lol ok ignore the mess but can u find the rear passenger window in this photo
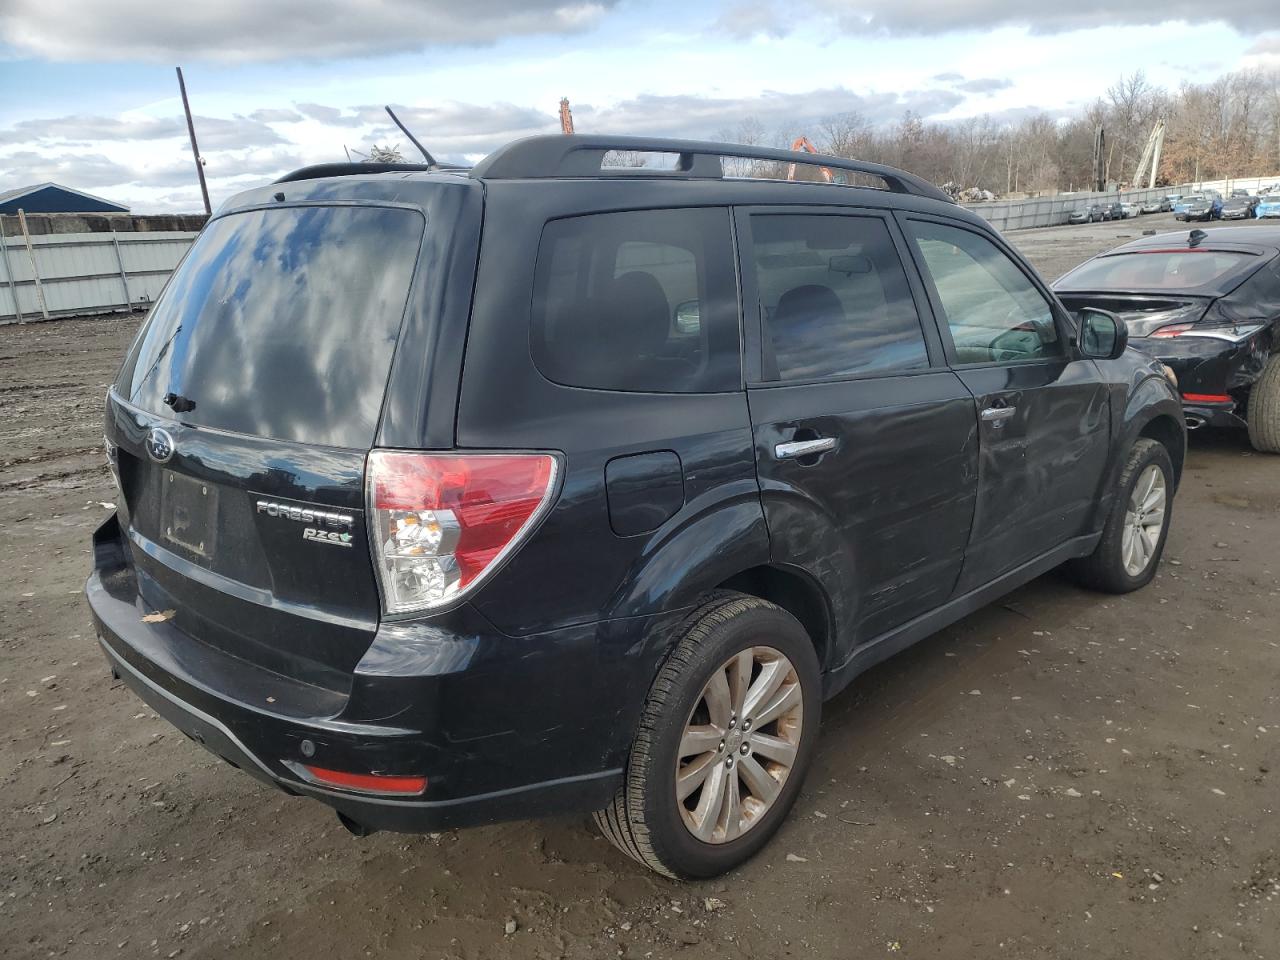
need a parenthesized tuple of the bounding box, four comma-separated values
(749, 214, 929, 381)
(531, 209, 740, 393)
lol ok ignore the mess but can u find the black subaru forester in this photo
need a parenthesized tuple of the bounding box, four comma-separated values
(89, 135, 1184, 878)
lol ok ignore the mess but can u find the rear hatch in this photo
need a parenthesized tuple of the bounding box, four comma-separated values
(1054, 246, 1270, 339)
(107, 203, 427, 689)
(1054, 293, 1210, 339)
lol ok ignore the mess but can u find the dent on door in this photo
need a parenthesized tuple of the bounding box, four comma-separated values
(958, 360, 1110, 587)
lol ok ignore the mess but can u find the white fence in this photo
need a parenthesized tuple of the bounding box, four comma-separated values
(3, 170, 1278, 324)
(0, 228, 197, 324)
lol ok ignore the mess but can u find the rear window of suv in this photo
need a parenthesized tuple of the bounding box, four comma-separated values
(116, 205, 424, 449)
(531, 208, 741, 393)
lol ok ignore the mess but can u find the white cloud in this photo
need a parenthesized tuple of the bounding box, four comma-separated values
(716, 0, 1278, 37)
(0, 0, 613, 63)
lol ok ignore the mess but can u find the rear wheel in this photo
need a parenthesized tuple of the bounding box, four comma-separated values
(1247, 355, 1280, 453)
(1068, 439, 1173, 593)
(594, 592, 821, 878)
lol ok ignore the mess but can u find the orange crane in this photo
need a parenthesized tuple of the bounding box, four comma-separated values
(786, 136, 834, 183)
(559, 98, 575, 135)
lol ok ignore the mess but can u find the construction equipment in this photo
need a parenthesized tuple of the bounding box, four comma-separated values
(786, 136, 835, 183)
(559, 98, 575, 135)
(1132, 117, 1166, 189)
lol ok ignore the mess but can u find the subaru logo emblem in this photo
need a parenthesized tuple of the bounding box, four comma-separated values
(145, 427, 175, 464)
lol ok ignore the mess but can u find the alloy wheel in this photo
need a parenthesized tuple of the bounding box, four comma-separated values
(1121, 464, 1166, 576)
(675, 646, 804, 844)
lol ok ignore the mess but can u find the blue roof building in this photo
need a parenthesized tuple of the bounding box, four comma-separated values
(0, 183, 130, 215)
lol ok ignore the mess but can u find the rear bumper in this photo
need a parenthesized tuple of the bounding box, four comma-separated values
(86, 515, 675, 833)
(1181, 399, 1247, 430)
(1131, 335, 1267, 430)
(95, 630, 618, 831)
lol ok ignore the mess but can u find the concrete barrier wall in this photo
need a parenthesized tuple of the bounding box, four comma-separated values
(965, 174, 1280, 231)
(0, 229, 197, 324)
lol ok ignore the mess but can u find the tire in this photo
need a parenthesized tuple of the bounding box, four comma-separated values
(1247, 355, 1280, 453)
(594, 591, 821, 878)
(1068, 438, 1174, 593)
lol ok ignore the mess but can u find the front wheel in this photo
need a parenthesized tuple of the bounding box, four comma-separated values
(1068, 438, 1174, 593)
(594, 592, 821, 878)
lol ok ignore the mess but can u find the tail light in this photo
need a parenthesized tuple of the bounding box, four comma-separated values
(1149, 322, 1195, 338)
(366, 451, 559, 615)
(1149, 307, 1264, 342)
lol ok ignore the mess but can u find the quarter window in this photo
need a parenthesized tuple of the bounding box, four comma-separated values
(531, 209, 740, 393)
(749, 214, 929, 381)
(906, 220, 1063, 364)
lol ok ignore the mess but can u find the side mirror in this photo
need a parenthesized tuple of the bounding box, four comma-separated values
(1077, 307, 1128, 360)
(673, 299, 701, 334)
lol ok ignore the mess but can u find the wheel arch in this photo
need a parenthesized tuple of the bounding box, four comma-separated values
(1137, 412, 1186, 488)
(714, 564, 835, 673)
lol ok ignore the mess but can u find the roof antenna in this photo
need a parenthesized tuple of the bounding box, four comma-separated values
(384, 106, 436, 166)
(1188, 228, 1208, 248)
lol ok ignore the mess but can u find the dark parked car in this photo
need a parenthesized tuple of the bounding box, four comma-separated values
(1069, 202, 1106, 223)
(1101, 200, 1125, 221)
(1221, 196, 1258, 220)
(1056, 226, 1280, 451)
(88, 135, 1186, 879)
(1175, 193, 1222, 221)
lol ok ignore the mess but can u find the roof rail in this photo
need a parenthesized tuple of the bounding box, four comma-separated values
(470, 135, 953, 203)
(274, 161, 466, 184)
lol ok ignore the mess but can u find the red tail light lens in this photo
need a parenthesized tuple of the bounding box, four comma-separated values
(366, 451, 559, 614)
(1182, 393, 1233, 404)
(296, 763, 427, 796)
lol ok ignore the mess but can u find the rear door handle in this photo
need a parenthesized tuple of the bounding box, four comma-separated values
(980, 406, 1017, 423)
(774, 437, 837, 460)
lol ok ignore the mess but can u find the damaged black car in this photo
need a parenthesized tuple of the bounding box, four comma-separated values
(1055, 227, 1280, 452)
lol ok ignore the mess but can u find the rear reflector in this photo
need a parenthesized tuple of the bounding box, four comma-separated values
(366, 451, 559, 614)
(1182, 393, 1233, 404)
(299, 764, 427, 796)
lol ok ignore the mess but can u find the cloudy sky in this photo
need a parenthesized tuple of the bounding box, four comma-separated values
(1, 0, 1278, 212)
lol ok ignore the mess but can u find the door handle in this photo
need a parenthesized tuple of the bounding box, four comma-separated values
(980, 406, 1017, 423)
(774, 437, 837, 460)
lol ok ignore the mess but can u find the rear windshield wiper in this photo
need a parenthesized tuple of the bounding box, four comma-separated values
(163, 392, 197, 413)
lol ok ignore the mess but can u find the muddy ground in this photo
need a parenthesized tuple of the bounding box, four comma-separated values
(3, 213, 1278, 959)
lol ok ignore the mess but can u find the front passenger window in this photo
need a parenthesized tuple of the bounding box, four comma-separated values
(906, 220, 1063, 364)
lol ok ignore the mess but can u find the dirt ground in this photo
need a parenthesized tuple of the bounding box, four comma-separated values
(3, 213, 1278, 960)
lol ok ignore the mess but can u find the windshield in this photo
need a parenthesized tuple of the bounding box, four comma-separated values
(1061, 250, 1257, 292)
(116, 205, 425, 449)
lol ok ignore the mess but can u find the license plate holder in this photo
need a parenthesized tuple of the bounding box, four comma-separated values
(160, 471, 217, 557)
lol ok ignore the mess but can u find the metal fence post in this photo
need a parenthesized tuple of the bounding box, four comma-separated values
(0, 216, 24, 323)
(109, 230, 132, 309)
(17, 209, 50, 321)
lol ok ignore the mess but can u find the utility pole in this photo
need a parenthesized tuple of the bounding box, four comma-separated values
(1092, 126, 1106, 193)
(176, 67, 211, 216)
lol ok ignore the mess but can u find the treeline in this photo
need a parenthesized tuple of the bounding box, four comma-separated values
(718, 69, 1280, 197)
